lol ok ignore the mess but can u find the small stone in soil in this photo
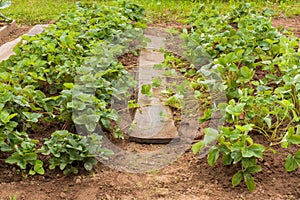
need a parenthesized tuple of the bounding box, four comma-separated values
(75, 178, 82, 184)
(60, 192, 67, 199)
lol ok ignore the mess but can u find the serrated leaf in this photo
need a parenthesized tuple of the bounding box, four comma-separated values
(84, 158, 97, 171)
(294, 74, 300, 83)
(34, 160, 44, 175)
(67, 100, 86, 111)
(63, 83, 74, 89)
(152, 77, 162, 87)
(203, 128, 219, 145)
(242, 157, 256, 168)
(1, 143, 12, 152)
(288, 135, 300, 145)
(244, 173, 256, 192)
(6, 153, 26, 169)
(235, 124, 254, 133)
(285, 154, 298, 172)
(207, 147, 219, 166)
(141, 84, 152, 97)
(60, 162, 67, 170)
(232, 151, 242, 164)
(222, 153, 233, 165)
(192, 141, 204, 154)
(63, 166, 78, 175)
(242, 144, 265, 158)
(263, 117, 272, 129)
(74, 114, 100, 132)
(5, 153, 20, 165)
(245, 165, 262, 174)
(232, 170, 243, 187)
(22, 112, 43, 123)
(240, 66, 254, 79)
(0, 110, 17, 124)
(23, 153, 37, 161)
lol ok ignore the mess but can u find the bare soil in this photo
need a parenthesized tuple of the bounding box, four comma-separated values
(0, 22, 31, 46)
(272, 16, 300, 37)
(0, 17, 300, 200)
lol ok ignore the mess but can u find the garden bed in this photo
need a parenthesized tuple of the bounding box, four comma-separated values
(0, 2, 300, 200)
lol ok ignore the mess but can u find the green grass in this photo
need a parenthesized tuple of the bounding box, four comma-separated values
(2, 0, 78, 25)
(135, 0, 300, 23)
(132, 0, 196, 23)
(1, 0, 300, 25)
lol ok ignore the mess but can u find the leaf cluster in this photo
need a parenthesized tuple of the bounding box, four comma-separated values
(188, 3, 300, 191)
(0, 1, 147, 174)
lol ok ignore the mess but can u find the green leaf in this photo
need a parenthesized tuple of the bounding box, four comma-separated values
(23, 153, 37, 161)
(198, 109, 212, 123)
(294, 150, 300, 165)
(240, 66, 254, 79)
(5, 153, 21, 165)
(225, 103, 245, 116)
(222, 153, 233, 165)
(207, 147, 219, 166)
(14, 96, 29, 107)
(74, 114, 100, 132)
(288, 135, 300, 145)
(60, 162, 67, 170)
(100, 117, 111, 129)
(63, 83, 74, 89)
(84, 158, 97, 171)
(128, 100, 139, 109)
(242, 144, 265, 158)
(22, 112, 43, 123)
(285, 154, 298, 172)
(235, 124, 254, 133)
(0, 110, 17, 124)
(203, 128, 219, 145)
(34, 160, 44, 175)
(245, 165, 262, 174)
(294, 74, 300, 83)
(242, 157, 256, 168)
(192, 141, 204, 154)
(141, 84, 152, 97)
(232, 151, 242, 164)
(165, 94, 183, 109)
(244, 173, 256, 192)
(152, 78, 162, 87)
(6, 153, 26, 169)
(63, 166, 78, 175)
(281, 127, 295, 148)
(1, 143, 12, 152)
(263, 117, 272, 129)
(232, 170, 243, 187)
(67, 101, 86, 111)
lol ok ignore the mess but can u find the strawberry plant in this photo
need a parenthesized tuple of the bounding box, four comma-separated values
(40, 130, 112, 175)
(180, 2, 300, 191)
(0, 1, 147, 174)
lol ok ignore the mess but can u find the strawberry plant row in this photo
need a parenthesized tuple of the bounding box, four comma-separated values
(0, 1, 147, 175)
(186, 3, 300, 191)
